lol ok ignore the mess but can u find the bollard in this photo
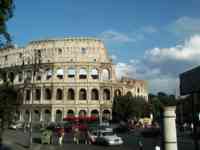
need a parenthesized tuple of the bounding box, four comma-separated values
(163, 106, 178, 150)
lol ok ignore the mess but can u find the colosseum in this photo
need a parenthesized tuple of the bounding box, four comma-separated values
(0, 37, 148, 123)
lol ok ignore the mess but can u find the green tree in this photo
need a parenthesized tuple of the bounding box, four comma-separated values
(0, 0, 14, 47)
(0, 69, 18, 138)
(112, 94, 150, 122)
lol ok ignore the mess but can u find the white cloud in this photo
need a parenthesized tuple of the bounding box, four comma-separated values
(115, 35, 200, 94)
(168, 16, 200, 36)
(99, 30, 135, 43)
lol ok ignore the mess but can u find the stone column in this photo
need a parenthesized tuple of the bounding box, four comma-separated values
(51, 109, 55, 122)
(163, 106, 178, 150)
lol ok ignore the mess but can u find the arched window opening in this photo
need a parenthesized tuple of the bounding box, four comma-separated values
(9, 72, 15, 82)
(33, 110, 40, 122)
(35, 88, 41, 101)
(56, 110, 62, 122)
(79, 89, 87, 100)
(18, 72, 23, 82)
(56, 88, 63, 100)
(102, 110, 111, 121)
(102, 69, 110, 80)
(44, 110, 51, 122)
(46, 69, 52, 80)
(36, 72, 42, 81)
(103, 89, 110, 100)
(114, 89, 122, 97)
(25, 89, 31, 101)
(68, 68, 76, 78)
(137, 88, 140, 93)
(91, 89, 99, 100)
(79, 110, 87, 117)
(45, 88, 52, 100)
(91, 110, 99, 118)
(91, 69, 99, 79)
(68, 88, 75, 100)
(126, 91, 132, 97)
(26, 70, 32, 81)
(24, 110, 30, 122)
(58, 48, 62, 55)
(67, 110, 74, 116)
(56, 68, 64, 79)
(79, 68, 87, 79)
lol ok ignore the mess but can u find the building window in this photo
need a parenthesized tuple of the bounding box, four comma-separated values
(137, 88, 140, 93)
(68, 88, 75, 100)
(58, 48, 62, 55)
(5, 55, 8, 61)
(26, 89, 31, 101)
(45, 88, 52, 100)
(46, 69, 52, 80)
(103, 89, 110, 100)
(56, 110, 62, 122)
(91, 89, 99, 100)
(35, 88, 41, 101)
(56, 88, 63, 100)
(19, 53, 22, 58)
(79, 89, 87, 100)
(33, 110, 40, 122)
(56, 68, 64, 79)
(67, 110, 74, 116)
(79, 110, 87, 117)
(36, 72, 42, 81)
(79, 68, 87, 79)
(81, 47, 86, 54)
(114, 89, 122, 97)
(91, 69, 98, 79)
(68, 68, 76, 78)
(26, 70, 32, 81)
(9, 72, 15, 83)
(18, 72, 23, 82)
(102, 69, 110, 80)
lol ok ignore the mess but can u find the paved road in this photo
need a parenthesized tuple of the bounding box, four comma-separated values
(1, 129, 197, 150)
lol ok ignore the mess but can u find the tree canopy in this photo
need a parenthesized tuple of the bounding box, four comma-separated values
(0, 0, 14, 47)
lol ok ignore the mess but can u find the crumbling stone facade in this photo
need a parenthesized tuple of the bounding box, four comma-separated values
(0, 37, 148, 123)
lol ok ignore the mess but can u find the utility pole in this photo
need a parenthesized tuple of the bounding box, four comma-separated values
(28, 49, 41, 148)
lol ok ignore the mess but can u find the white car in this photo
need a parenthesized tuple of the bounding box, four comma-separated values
(9, 122, 23, 130)
(95, 130, 123, 146)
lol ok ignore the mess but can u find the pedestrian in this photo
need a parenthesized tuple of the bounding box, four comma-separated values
(58, 128, 64, 145)
(137, 139, 143, 150)
(155, 144, 160, 150)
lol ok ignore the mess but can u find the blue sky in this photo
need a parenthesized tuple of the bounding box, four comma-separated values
(7, 0, 200, 94)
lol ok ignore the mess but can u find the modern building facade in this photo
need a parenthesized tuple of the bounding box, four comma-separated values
(0, 37, 148, 123)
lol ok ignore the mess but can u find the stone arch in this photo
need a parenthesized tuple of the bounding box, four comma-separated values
(103, 89, 110, 100)
(24, 110, 30, 122)
(68, 68, 76, 78)
(35, 88, 41, 100)
(55, 110, 63, 122)
(126, 91, 132, 96)
(91, 89, 99, 100)
(114, 89, 122, 97)
(91, 109, 99, 117)
(102, 110, 111, 121)
(67, 88, 75, 100)
(79, 68, 87, 79)
(91, 68, 99, 79)
(79, 88, 87, 100)
(45, 88, 52, 100)
(56, 68, 64, 79)
(79, 110, 87, 117)
(102, 68, 110, 80)
(67, 110, 74, 116)
(56, 88, 63, 100)
(8, 72, 15, 82)
(33, 110, 40, 122)
(44, 109, 51, 122)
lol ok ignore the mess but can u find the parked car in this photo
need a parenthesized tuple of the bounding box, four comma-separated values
(9, 122, 23, 130)
(95, 130, 123, 146)
(87, 130, 98, 144)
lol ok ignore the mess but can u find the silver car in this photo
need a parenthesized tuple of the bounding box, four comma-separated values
(96, 130, 123, 146)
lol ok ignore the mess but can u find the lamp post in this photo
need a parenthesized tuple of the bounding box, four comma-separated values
(28, 49, 41, 148)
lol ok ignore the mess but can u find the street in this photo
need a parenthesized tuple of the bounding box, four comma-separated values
(1, 128, 197, 150)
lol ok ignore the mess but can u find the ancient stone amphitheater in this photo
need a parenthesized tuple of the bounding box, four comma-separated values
(0, 37, 148, 123)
